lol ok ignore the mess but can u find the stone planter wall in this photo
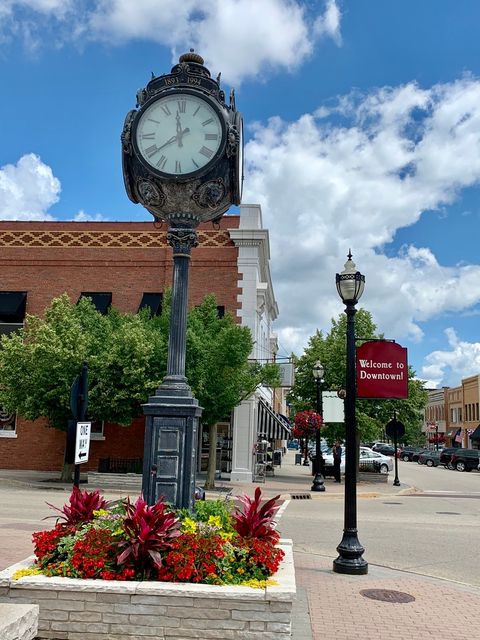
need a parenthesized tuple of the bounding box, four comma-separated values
(0, 541, 295, 640)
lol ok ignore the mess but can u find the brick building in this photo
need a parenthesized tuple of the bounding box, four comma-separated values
(0, 204, 289, 480)
(424, 376, 480, 449)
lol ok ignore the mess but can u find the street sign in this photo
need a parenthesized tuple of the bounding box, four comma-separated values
(385, 418, 405, 439)
(74, 422, 91, 465)
(356, 341, 408, 399)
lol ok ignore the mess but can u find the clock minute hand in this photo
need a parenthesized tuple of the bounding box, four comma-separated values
(157, 135, 178, 151)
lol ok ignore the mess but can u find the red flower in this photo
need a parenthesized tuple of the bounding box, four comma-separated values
(293, 410, 322, 439)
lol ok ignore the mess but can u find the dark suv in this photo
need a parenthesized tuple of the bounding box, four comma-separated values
(439, 447, 460, 469)
(450, 449, 480, 472)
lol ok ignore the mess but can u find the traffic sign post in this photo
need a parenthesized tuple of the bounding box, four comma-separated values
(68, 362, 89, 488)
(385, 415, 405, 487)
(74, 422, 91, 465)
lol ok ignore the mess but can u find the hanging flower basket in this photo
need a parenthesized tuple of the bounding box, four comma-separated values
(292, 409, 323, 439)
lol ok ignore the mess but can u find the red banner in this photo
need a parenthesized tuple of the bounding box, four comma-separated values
(356, 341, 408, 399)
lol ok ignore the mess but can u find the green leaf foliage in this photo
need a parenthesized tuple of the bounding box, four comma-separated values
(287, 309, 428, 445)
(0, 293, 166, 430)
(186, 294, 280, 427)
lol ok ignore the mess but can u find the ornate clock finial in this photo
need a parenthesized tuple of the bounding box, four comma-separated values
(179, 49, 204, 65)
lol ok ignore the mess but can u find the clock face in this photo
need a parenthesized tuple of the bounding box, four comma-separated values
(134, 92, 225, 177)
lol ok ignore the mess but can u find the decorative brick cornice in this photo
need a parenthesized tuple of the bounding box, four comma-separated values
(0, 230, 233, 249)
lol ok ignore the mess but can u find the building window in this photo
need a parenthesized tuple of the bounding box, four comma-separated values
(90, 420, 105, 440)
(217, 305, 225, 318)
(138, 293, 163, 317)
(79, 293, 112, 315)
(0, 291, 27, 336)
(0, 410, 16, 437)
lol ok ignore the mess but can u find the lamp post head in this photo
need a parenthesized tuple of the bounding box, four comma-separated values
(313, 360, 325, 381)
(336, 250, 365, 305)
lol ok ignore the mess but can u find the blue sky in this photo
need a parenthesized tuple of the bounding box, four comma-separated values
(1, 0, 480, 389)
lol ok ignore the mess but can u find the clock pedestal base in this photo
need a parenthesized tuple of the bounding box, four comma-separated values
(142, 381, 201, 510)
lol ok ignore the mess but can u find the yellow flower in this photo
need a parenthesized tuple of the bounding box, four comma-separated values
(207, 515, 222, 528)
(220, 532, 234, 541)
(93, 509, 109, 517)
(240, 578, 279, 589)
(182, 517, 197, 533)
(12, 567, 41, 580)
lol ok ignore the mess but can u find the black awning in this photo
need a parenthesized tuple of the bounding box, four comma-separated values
(138, 292, 163, 316)
(470, 426, 480, 441)
(257, 398, 291, 441)
(0, 291, 27, 323)
(79, 292, 112, 315)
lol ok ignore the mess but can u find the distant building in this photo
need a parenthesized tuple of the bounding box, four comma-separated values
(424, 376, 480, 449)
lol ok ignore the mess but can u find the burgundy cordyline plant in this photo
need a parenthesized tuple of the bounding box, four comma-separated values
(232, 487, 280, 543)
(117, 495, 181, 578)
(46, 486, 110, 526)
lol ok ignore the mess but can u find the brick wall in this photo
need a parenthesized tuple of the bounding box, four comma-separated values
(0, 218, 241, 472)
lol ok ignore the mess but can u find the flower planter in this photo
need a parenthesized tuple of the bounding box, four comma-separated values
(0, 540, 295, 640)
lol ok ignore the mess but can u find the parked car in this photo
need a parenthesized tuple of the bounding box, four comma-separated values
(321, 446, 346, 474)
(359, 447, 393, 473)
(417, 450, 441, 467)
(439, 447, 461, 469)
(372, 443, 396, 456)
(450, 449, 480, 472)
(399, 446, 423, 462)
(411, 449, 430, 463)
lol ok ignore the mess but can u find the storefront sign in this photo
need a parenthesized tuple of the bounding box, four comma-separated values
(356, 341, 408, 399)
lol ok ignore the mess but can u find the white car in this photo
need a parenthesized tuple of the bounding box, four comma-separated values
(322, 447, 346, 473)
(359, 447, 393, 473)
(322, 446, 392, 474)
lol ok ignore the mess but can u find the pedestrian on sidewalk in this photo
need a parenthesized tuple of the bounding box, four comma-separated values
(333, 440, 342, 483)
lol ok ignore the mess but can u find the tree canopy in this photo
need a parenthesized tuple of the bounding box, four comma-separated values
(0, 294, 166, 430)
(287, 309, 428, 445)
(0, 292, 280, 485)
(185, 294, 280, 488)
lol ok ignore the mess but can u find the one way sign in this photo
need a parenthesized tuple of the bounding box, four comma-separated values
(74, 422, 91, 465)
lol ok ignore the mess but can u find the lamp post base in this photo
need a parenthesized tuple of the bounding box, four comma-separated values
(311, 472, 326, 492)
(333, 529, 368, 575)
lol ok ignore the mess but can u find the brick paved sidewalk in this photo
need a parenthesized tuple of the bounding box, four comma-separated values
(294, 551, 480, 640)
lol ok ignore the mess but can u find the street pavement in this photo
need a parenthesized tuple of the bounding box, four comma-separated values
(1, 455, 479, 639)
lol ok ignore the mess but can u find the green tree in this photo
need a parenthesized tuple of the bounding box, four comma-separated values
(0, 292, 279, 488)
(0, 294, 167, 479)
(287, 309, 427, 445)
(185, 294, 280, 490)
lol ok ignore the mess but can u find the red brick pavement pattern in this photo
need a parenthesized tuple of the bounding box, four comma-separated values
(295, 552, 480, 640)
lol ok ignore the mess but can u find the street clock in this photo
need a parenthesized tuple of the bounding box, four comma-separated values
(122, 51, 243, 224)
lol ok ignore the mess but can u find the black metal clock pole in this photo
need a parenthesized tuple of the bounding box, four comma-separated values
(122, 51, 243, 510)
(142, 218, 201, 510)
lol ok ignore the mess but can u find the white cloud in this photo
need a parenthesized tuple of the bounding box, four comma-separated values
(314, 0, 342, 45)
(2, 1, 342, 83)
(243, 77, 480, 367)
(73, 210, 109, 221)
(421, 329, 480, 388)
(0, 154, 60, 220)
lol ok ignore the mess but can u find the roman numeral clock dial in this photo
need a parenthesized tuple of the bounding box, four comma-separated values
(134, 93, 224, 177)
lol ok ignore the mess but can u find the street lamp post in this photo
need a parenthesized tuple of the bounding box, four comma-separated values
(333, 251, 368, 575)
(311, 361, 326, 492)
